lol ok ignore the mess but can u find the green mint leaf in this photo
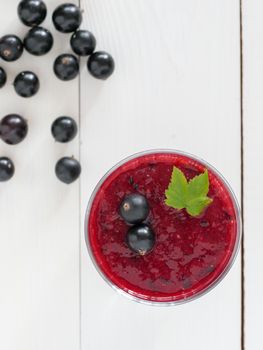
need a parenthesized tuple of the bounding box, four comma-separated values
(165, 166, 188, 209)
(165, 167, 213, 217)
(187, 170, 209, 201)
(186, 197, 213, 217)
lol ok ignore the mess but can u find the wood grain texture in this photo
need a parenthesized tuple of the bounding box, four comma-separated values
(0, 1, 80, 349)
(80, 1, 241, 350)
(243, 1, 263, 349)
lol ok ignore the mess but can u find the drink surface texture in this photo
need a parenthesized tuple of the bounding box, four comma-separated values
(87, 152, 238, 303)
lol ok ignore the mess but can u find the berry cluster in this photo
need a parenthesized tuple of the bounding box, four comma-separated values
(119, 194, 156, 256)
(0, 0, 115, 183)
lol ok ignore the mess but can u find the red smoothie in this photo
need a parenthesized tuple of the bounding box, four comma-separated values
(86, 151, 240, 304)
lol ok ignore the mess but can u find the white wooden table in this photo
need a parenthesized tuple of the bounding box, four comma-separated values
(0, 0, 259, 349)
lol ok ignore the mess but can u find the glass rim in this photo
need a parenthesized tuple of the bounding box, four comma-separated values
(84, 149, 242, 306)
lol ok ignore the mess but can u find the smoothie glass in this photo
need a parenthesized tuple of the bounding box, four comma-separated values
(85, 150, 241, 306)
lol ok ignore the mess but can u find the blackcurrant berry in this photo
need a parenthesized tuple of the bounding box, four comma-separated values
(120, 194, 150, 224)
(18, 0, 47, 27)
(0, 114, 28, 145)
(52, 3, 82, 33)
(51, 116, 77, 143)
(87, 51, 115, 80)
(0, 157, 15, 182)
(0, 67, 7, 88)
(70, 30, 96, 56)
(0, 35, 23, 62)
(126, 224, 155, 256)
(53, 54, 79, 81)
(14, 71, 40, 98)
(55, 157, 81, 184)
(24, 26, 53, 55)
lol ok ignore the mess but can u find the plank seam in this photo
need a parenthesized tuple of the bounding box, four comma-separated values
(78, 2, 82, 350)
(239, 0, 245, 349)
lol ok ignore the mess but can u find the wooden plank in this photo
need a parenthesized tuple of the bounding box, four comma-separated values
(0, 1, 80, 349)
(242, 1, 263, 349)
(80, 1, 241, 349)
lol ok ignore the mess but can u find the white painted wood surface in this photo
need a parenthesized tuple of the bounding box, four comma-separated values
(80, 1, 241, 350)
(0, 1, 243, 350)
(243, 1, 263, 349)
(0, 1, 80, 349)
